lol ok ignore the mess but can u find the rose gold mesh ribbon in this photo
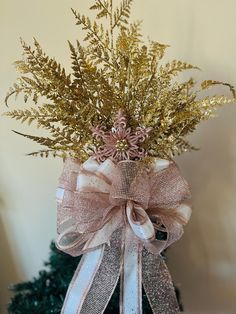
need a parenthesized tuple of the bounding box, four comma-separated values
(56, 157, 191, 314)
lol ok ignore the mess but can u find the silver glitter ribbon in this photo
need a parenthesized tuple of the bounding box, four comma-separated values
(56, 157, 191, 314)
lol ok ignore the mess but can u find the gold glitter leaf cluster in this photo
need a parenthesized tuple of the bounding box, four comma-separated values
(4, 0, 235, 161)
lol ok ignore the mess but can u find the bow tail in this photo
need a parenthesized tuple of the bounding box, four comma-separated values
(61, 228, 123, 314)
(142, 249, 180, 314)
(120, 226, 142, 314)
(61, 246, 105, 314)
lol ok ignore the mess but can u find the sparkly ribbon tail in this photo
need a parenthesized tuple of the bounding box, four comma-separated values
(120, 226, 142, 314)
(61, 229, 122, 314)
(142, 249, 180, 314)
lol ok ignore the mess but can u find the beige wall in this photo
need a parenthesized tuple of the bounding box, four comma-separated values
(1, 0, 236, 313)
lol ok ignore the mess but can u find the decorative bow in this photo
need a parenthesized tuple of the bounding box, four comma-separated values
(56, 157, 191, 314)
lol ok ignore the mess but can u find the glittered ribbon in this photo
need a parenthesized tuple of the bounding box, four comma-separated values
(56, 157, 191, 314)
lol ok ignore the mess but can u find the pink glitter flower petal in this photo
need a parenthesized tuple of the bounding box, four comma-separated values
(91, 109, 151, 162)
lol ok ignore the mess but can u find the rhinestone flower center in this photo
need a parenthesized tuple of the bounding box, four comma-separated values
(115, 139, 129, 152)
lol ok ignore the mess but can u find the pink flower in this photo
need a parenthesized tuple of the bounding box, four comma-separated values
(91, 110, 152, 162)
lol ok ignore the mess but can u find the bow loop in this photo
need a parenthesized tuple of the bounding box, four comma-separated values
(149, 161, 191, 209)
(126, 200, 155, 242)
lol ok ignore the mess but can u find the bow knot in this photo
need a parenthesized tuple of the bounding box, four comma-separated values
(110, 160, 150, 209)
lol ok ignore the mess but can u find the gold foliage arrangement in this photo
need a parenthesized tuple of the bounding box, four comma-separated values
(5, 0, 235, 161)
